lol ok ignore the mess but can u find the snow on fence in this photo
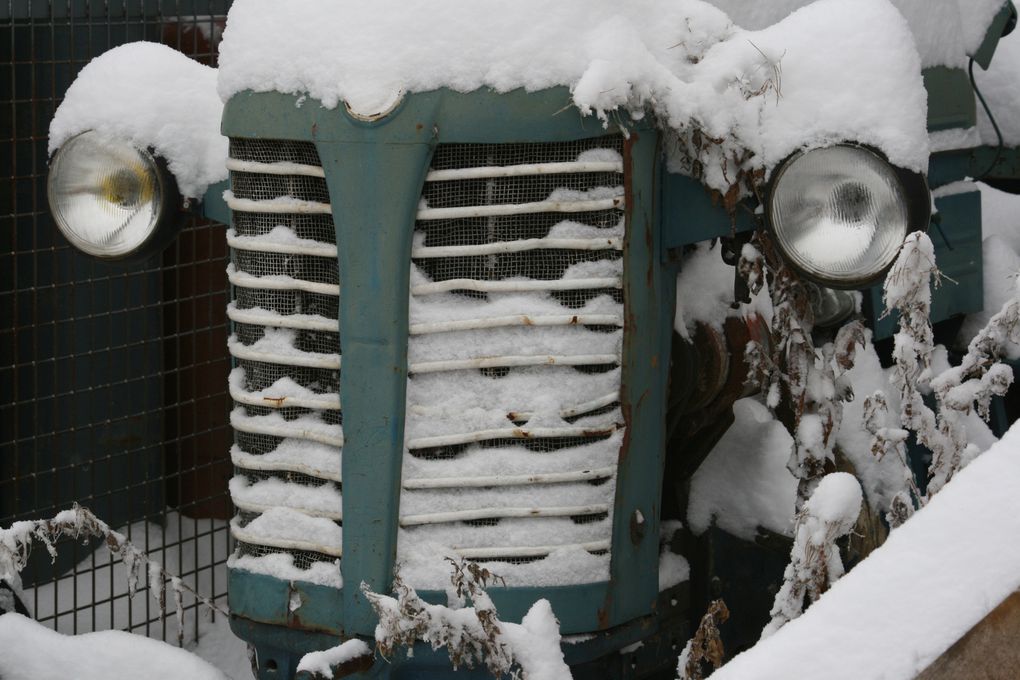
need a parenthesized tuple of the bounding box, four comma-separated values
(2, 0, 234, 645)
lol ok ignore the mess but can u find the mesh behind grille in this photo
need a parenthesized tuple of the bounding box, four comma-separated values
(230, 139, 322, 166)
(401, 136, 627, 583)
(227, 138, 343, 580)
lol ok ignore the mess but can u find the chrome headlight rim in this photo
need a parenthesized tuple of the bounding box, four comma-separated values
(765, 143, 931, 291)
(47, 131, 182, 262)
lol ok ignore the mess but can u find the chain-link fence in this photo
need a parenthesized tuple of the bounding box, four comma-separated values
(2, 0, 233, 644)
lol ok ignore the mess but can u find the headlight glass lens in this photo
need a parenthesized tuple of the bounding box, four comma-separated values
(768, 145, 910, 288)
(48, 132, 164, 258)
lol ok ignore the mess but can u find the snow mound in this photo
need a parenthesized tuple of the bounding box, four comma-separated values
(976, 31, 1020, 147)
(711, 420, 1020, 680)
(0, 612, 227, 680)
(217, 0, 929, 190)
(687, 398, 798, 540)
(48, 42, 227, 199)
(707, 0, 1006, 69)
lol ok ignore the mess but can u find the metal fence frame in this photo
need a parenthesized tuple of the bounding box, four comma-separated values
(2, 0, 234, 644)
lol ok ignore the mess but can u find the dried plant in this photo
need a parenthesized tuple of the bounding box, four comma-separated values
(0, 504, 227, 646)
(677, 599, 730, 680)
(762, 473, 862, 638)
(872, 232, 1020, 523)
(742, 234, 866, 508)
(364, 559, 569, 680)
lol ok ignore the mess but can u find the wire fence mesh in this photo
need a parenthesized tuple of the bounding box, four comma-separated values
(2, 0, 234, 644)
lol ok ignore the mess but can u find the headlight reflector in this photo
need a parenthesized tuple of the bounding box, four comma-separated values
(48, 132, 170, 259)
(767, 145, 916, 289)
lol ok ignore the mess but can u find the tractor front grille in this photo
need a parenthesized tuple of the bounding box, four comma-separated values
(225, 139, 343, 587)
(400, 136, 627, 588)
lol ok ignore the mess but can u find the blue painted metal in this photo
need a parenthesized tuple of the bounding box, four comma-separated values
(315, 137, 433, 637)
(223, 87, 685, 669)
(235, 582, 690, 680)
(201, 178, 231, 225)
(923, 67, 976, 132)
(971, 1, 1016, 69)
(606, 129, 671, 627)
(661, 173, 756, 253)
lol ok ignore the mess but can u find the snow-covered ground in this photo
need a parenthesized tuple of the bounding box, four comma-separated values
(3, 513, 253, 680)
(710, 419, 1020, 680)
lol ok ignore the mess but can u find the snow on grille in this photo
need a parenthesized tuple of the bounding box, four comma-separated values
(226, 138, 344, 585)
(400, 136, 626, 588)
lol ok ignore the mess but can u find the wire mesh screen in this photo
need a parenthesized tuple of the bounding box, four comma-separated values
(1, 1, 234, 643)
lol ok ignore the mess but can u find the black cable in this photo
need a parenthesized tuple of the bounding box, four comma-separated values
(970, 56, 1005, 179)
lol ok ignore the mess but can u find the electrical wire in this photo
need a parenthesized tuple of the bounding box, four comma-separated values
(970, 56, 1005, 179)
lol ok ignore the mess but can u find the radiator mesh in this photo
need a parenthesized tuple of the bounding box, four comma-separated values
(401, 136, 627, 583)
(227, 138, 343, 581)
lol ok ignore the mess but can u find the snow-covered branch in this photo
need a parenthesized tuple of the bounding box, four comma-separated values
(363, 559, 570, 680)
(876, 232, 1018, 519)
(762, 473, 862, 639)
(742, 235, 866, 508)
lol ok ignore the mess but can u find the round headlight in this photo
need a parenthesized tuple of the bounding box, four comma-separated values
(767, 145, 929, 289)
(48, 131, 177, 259)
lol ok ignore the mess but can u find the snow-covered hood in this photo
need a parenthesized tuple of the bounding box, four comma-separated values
(707, 0, 1009, 69)
(51, 0, 931, 199)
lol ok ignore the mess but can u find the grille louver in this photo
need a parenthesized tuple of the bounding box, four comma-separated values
(400, 137, 627, 586)
(226, 139, 344, 585)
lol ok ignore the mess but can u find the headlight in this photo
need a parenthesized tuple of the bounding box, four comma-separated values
(766, 145, 930, 289)
(48, 131, 179, 259)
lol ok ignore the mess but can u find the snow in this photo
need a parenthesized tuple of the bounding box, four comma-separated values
(296, 639, 371, 676)
(707, 0, 1005, 68)
(960, 185, 1020, 357)
(711, 420, 1020, 680)
(397, 542, 610, 590)
(674, 241, 772, 339)
(500, 599, 572, 680)
(976, 31, 1020, 146)
(10, 512, 253, 679)
(48, 42, 226, 199)
(800, 472, 862, 528)
(835, 336, 912, 511)
(217, 0, 929, 191)
(0, 613, 227, 680)
(687, 398, 798, 540)
(658, 551, 691, 591)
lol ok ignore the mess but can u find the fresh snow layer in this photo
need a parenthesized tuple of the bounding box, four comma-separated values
(297, 639, 371, 676)
(711, 421, 1020, 680)
(975, 31, 1020, 146)
(687, 398, 797, 539)
(217, 0, 929, 185)
(960, 185, 1020, 357)
(49, 42, 226, 199)
(0, 613, 227, 680)
(707, 0, 1005, 68)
